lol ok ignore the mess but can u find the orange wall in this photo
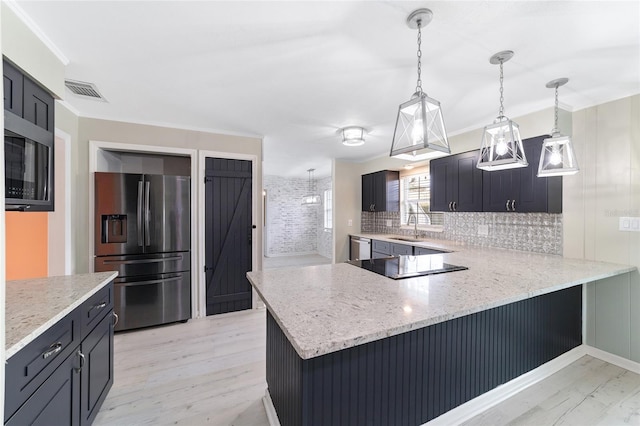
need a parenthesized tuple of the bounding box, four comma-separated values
(6, 212, 48, 280)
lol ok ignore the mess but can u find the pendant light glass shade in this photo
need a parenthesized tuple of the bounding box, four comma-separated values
(477, 50, 528, 171)
(538, 78, 579, 177)
(477, 117, 527, 171)
(390, 92, 450, 161)
(301, 168, 321, 206)
(390, 8, 451, 161)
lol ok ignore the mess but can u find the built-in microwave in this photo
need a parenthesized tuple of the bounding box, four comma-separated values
(4, 112, 54, 211)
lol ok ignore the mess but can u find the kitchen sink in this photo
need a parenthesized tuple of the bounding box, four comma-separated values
(390, 237, 427, 242)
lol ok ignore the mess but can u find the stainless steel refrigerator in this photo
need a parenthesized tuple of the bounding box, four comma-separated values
(94, 172, 191, 331)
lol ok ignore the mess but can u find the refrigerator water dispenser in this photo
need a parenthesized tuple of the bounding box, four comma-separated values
(102, 214, 127, 243)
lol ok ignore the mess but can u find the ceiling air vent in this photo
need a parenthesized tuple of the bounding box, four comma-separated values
(64, 79, 107, 101)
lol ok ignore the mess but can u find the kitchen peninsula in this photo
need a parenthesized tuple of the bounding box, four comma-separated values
(247, 240, 636, 426)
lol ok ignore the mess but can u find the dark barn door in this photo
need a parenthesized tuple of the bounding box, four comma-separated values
(205, 158, 253, 315)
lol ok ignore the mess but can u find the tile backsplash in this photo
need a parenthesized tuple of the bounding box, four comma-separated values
(361, 211, 562, 255)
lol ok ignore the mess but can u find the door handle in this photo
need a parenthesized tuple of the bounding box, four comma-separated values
(144, 181, 151, 246)
(511, 199, 516, 211)
(505, 200, 510, 211)
(137, 181, 144, 246)
(448, 202, 453, 211)
(75, 350, 85, 373)
(112, 312, 119, 327)
(452, 201, 457, 212)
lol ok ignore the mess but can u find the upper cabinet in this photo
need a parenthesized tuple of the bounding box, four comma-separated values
(430, 150, 483, 212)
(362, 170, 400, 212)
(3, 59, 55, 130)
(482, 136, 562, 213)
(3, 60, 24, 117)
(430, 136, 562, 214)
(3, 58, 56, 212)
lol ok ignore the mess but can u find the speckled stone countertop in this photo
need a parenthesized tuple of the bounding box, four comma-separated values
(248, 237, 636, 360)
(6, 272, 118, 359)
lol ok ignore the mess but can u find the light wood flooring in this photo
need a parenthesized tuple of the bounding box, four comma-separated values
(262, 254, 331, 269)
(95, 308, 640, 426)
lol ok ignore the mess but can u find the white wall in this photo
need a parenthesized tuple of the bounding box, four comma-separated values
(564, 95, 640, 362)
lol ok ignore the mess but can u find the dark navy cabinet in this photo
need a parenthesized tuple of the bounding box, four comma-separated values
(3, 60, 23, 117)
(5, 281, 114, 426)
(430, 150, 483, 212)
(3, 58, 54, 130)
(361, 170, 400, 212)
(482, 136, 562, 213)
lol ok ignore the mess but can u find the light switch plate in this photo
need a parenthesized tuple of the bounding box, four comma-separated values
(478, 224, 489, 236)
(619, 217, 640, 232)
(348, 219, 353, 227)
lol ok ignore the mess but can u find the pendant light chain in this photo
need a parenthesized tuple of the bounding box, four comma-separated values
(498, 60, 505, 119)
(553, 84, 559, 134)
(415, 21, 423, 95)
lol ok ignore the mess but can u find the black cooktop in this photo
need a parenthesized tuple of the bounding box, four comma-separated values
(347, 255, 468, 280)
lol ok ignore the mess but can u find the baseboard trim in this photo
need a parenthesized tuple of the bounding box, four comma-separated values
(584, 345, 640, 375)
(423, 345, 589, 425)
(263, 389, 281, 426)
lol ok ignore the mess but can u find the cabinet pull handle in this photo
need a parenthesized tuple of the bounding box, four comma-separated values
(75, 350, 85, 373)
(511, 199, 516, 211)
(42, 342, 62, 359)
(505, 200, 511, 211)
(113, 312, 119, 327)
(448, 202, 453, 211)
(453, 201, 457, 212)
(94, 301, 107, 310)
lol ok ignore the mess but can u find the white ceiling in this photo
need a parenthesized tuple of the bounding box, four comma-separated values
(11, 1, 640, 178)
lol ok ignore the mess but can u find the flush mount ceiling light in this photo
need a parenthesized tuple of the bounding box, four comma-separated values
(341, 126, 366, 146)
(477, 50, 528, 171)
(537, 78, 579, 177)
(390, 8, 451, 162)
(301, 168, 321, 206)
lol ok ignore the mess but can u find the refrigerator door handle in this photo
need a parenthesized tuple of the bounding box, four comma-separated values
(137, 181, 144, 246)
(144, 181, 151, 246)
(102, 255, 183, 265)
(144, 182, 151, 246)
(116, 275, 183, 287)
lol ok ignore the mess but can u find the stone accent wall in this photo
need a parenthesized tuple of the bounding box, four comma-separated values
(316, 176, 333, 259)
(362, 211, 562, 255)
(264, 175, 333, 259)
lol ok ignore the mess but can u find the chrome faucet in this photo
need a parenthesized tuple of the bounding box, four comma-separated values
(407, 213, 419, 239)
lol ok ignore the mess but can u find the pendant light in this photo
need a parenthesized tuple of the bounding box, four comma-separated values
(537, 78, 579, 177)
(301, 168, 321, 206)
(477, 50, 528, 171)
(390, 8, 450, 161)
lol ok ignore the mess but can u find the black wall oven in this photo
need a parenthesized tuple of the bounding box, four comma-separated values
(4, 112, 54, 211)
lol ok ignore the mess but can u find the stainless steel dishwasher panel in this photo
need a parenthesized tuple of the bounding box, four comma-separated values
(350, 236, 371, 261)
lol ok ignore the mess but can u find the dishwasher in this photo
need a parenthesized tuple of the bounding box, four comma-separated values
(350, 236, 371, 261)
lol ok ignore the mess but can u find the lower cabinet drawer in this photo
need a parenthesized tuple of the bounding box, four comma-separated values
(4, 309, 80, 422)
(80, 283, 113, 337)
(391, 243, 413, 256)
(372, 240, 391, 255)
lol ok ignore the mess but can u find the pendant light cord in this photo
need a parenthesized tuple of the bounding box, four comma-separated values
(415, 21, 423, 95)
(498, 60, 505, 119)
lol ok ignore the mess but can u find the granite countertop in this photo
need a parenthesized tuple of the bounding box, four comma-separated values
(6, 272, 118, 359)
(247, 239, 636, 360)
